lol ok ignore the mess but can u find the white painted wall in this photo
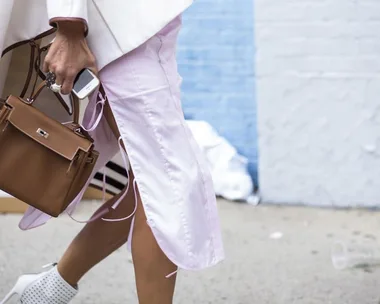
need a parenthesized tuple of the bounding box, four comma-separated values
(255, 0, 380, 207)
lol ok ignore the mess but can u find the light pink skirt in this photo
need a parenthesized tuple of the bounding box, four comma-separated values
(20, 16, 224, 271)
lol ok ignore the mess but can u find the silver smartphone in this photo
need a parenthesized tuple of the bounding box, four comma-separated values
(72, 69, 100, 100)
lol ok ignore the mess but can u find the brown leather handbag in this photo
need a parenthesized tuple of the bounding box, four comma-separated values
(0, 83, 99, 217)
(0, 31, 99, 217)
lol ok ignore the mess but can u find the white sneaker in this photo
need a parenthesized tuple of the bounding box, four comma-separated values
(0, 264, 78, 304)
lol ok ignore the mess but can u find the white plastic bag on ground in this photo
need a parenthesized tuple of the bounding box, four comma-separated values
(186, 120, 254, 201)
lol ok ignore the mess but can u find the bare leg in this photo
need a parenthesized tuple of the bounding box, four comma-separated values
(58, 102, 177, 303)
(132, 192, 177, 304)
(57, 186, 135, 286)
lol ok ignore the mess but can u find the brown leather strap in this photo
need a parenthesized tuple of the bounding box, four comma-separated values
(34, 44, 75, 116)
(2, 30, 74, 116)
(99, 84, 106, 100)
(72, 95, 80, 124)
(20, 42, 37, 98)
(30, 46, 42, 100)
(1, 28, 56, 58)
(2, 27, 106, 126)
(26, 81, 104, 126)
(27, 81, 46, 104)
(26, 81, 80, 125)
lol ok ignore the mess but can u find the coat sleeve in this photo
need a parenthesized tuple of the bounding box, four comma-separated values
(46, 0, 88, 35)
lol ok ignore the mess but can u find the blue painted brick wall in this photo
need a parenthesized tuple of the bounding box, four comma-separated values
(177, 0, 258, 183)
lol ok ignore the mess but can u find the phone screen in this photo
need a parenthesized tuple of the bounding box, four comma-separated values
(73, 69, 94, 92)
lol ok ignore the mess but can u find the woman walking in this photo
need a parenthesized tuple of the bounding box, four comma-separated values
(0, 1, 224, 303)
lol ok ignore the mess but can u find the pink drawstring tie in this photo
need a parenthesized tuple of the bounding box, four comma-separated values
(67, 91, 137, 223)
(101, 137, 137, 222)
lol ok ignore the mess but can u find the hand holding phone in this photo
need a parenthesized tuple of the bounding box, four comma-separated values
(72, 69, 100, 100)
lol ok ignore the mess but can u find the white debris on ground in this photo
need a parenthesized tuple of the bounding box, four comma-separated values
(186, 120, 254, 202)
(269, 231, 284, 240)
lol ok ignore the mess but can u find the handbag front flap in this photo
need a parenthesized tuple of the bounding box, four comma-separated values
(5, 95, 93, 161)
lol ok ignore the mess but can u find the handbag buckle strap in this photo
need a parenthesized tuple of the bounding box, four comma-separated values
(86, 156, 96, 164)
(0, 103, 12, 124)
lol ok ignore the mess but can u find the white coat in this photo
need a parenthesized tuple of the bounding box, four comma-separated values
(1, 0, 192, 69)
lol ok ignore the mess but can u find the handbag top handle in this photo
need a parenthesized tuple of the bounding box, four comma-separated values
(1, 29, 80, 124)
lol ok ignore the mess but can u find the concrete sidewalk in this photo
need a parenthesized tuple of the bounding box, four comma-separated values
(1, 200, 380, 303)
